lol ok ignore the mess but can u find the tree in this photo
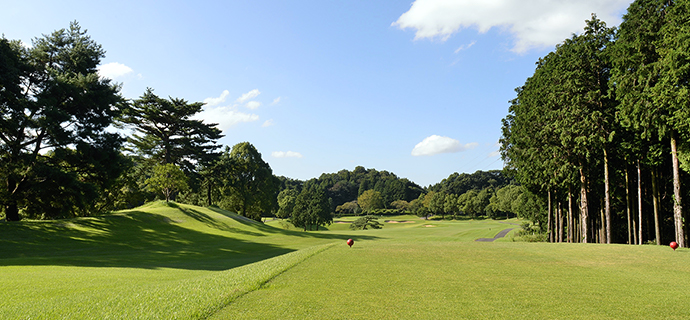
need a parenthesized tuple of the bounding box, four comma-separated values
(145, 164, 189, 202)
(390, 199, 411, 212)
(655, 0, 690, 247)
(335, 200, 360, 215)
(120, 88, 223, 172)
(0, 22, 125, 220)
(219, 142, 280, 221)
(291, 186, 332, 231)
(357, 189, 384, 213)
(277, 189, 299, 219)
(459, 190, 479, 217)
(611, 0, 681, 246)
(350, 215, 383, 230)
(428, 191, 446, 217)
(443, 193, 460, 218)
(490, 185, 522, 218)
(410, 197, 428, 218)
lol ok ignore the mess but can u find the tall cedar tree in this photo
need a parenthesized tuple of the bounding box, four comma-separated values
(656, 0, 690, 246)
(0, 22, 125, 220)
(611, 0, 682, 246)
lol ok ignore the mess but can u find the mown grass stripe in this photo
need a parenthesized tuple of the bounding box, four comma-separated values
(201, 242, 337, 319)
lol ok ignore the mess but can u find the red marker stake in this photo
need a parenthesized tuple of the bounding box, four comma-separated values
(347, 239, 354, 248)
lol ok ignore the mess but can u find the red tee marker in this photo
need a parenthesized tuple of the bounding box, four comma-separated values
(347, 239, 354, 248)
(670, 241, 679, 251)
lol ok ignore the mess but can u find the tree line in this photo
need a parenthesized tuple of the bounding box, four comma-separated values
(0, 22, 449, 227)
(275, 169, 526, 224)
(0, 22, 282, 222)
(500, 0, 690, 246)
(0, 21, 580, 234)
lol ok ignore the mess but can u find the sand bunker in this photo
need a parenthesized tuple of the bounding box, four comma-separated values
(384, 220, 415, 223)
(424, 225, 435, 227)
(334, 221, 351, 224)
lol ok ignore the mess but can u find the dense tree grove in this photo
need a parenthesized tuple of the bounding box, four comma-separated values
(501, 1, 690, 246)
(0, 22, 126, 220)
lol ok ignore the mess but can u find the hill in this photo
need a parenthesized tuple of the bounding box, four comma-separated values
(0, 201, 350, 319)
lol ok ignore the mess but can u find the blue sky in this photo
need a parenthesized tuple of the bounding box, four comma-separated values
(1, 0, 633, 187)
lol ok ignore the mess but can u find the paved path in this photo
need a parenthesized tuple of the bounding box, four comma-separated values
(475, 227, 515, 242)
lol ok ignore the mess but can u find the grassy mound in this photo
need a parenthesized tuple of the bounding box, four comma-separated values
(0, 201, 343, 319)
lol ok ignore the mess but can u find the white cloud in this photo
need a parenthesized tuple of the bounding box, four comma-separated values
(203, 90, 230, 107)
(236, 89, 261, 103)
(97, 62, 133, 79)
(488, 150, 500, 157)
(262, 119, 275, 127)
(194, 105, 259, 130)
(411, 135, 477, 156)
(272, 151, 303, 158)
(392, 0, 631, 53)
(454, 40, 476, 53)
(271, 97, 281, 105)
(245, 101, 262, 110)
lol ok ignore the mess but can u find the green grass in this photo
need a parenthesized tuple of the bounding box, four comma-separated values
(0, 201, 358, 319)
(3, 203, 688, 319)
(213, 237, 690, 320)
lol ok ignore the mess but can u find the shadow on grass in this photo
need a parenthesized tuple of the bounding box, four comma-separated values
(0, 205, 379, 271)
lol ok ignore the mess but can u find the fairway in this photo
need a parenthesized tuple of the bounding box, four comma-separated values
(2, 203, 690, 319)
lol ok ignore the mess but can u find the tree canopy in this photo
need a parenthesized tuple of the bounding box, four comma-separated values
(1, 22, 125, 220)
(120, 88, 223, 172)
(217, 142, 280, 221)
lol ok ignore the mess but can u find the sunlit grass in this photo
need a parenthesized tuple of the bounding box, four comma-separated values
(213, 238, 690, 319)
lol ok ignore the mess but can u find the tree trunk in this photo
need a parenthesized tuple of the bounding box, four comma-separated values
(671, 134, 686, 247)
(557, 201, 563, 242)
(651, 168, 661, 245)
(207, 183, 212, 207)
(604, 148, 611, 244)
(625, 167, 632, 245)
(568, 188, 573, 243)
(548, 188, 553, 243)
(632, 214, 638, 245)
(599, 200, 609, 243)
(580, 167, 589, 243)
(5, 178, 21, 221)
(637, 159, 643, 245)
(5, 201, 20, 222)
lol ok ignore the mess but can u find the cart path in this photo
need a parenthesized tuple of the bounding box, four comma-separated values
(475, 227, 515, 242)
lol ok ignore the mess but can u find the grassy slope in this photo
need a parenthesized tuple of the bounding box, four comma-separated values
(0, 201, 357, 319)
(215, 219, 690, 320)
